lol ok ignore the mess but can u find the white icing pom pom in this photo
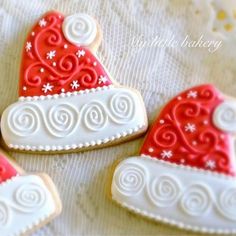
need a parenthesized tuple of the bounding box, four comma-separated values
(213, 100, 236, 132)
(62, 13, 97, 46)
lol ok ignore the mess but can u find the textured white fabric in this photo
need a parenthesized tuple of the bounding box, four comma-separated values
(0, 0, 234, 235)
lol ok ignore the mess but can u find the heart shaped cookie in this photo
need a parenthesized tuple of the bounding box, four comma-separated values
(1, 11, 147, 152)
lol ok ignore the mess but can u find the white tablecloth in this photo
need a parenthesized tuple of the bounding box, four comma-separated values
(0, 0, 235, 235)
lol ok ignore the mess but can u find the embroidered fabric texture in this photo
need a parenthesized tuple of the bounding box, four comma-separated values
(0, 0, 234, 235)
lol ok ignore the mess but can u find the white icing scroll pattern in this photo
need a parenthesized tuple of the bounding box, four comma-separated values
(0, 181, 47, 228)
(7, 92, 136, 137)
(109, 92, 135, 124)
(113, 162, 147, 196)
(62, 13, 97, 46)
(14, 182, 46, 212)
(0, 202, 10, 227)
(180, 184, 212, 216)
(217, 187, 236, 221)
(213, 101, 236, 132)
(48, 104, 79, 137)
(83, 102, 108, 131)
(148, 175, 182, 207)
(7, 104, 40, 137)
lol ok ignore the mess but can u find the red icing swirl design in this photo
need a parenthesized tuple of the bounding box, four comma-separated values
(19, 11, 112, 97)
(140, 84, 235, 176)
(0, 154, 18, 183)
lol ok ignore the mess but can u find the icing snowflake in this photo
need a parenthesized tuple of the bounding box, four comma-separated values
(76, 49, 85, 58)
(98, 76, 108, 84)
(42, 83, 53, 93)
(46, 50, 56, 60)
(184, 123, 196, 133)
(70, 80, 80, 90)
(205, 160, 216, 170)
(160, 150, 172, 159)
(25, 42, 32, 52)
(39, 18, 47, 27)
(187, 90, 198, 98)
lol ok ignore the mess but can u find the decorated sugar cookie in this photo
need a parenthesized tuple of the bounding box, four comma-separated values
(0, 149, 61, 236)
(111, 84, 236, 234)
(1, 11, 147, 152)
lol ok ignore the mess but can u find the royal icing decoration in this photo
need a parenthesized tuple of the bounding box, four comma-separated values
(111, 84, 236, 234)
(2, 87, 146, 151)
(0, 175, 56, 236)
(1, 11, 147, 152)
(112, 157, 236, 234)
(0, 152, 60, 235)
(0, 155, 17, 183)
(140, 84, 234, 176)
(19, 11, 111, 97)
(62, 13, 97, 46)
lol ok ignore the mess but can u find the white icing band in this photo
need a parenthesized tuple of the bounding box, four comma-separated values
(1, 87, 147, 151)
(112, 156, 236, 234)
(0, 175, 56, 235)
(62, 13, 97, 46)
(213, 100, 236, 132)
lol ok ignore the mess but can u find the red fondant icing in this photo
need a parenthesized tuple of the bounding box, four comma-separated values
(0, 154, 18, 183)
(140, 84, 235, 176)
(19, 11, 112, 97)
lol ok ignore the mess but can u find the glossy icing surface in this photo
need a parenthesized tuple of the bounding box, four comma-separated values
(20, 11, 112, 97)
(140, 84, 235, 176)
(2, 10, 148, 152)
(0, 154, 17, 183)
(0, 175, 56, 236)
(112, 156, 236, 234)
(2, 87, 146, 151)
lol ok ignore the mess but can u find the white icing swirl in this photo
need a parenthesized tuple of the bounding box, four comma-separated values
(147, 175, 181, 207)
(109, 92, 135, 124)
(213, 101, 236, 132)
(0, 202, 9, 226)
(62, 13, 97, 46)
(83, 102, 108, 131)
(47, 104, 79, 137)
(7, 103, 40, 137)
(180, 184, 212, 216)
(113, 162, 147, 196)
(217, 187, 236, 221)
(14, 183, 46, 213)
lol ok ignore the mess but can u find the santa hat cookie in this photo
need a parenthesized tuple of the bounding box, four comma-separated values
(1, 11, 147, 152)
(111, 84, 236, 234)
(0, 149, 61, 236)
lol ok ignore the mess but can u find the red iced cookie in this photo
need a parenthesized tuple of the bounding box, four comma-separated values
(112, 84, 236, 234)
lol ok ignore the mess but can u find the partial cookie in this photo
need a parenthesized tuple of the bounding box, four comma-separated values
(111, 84, 236, 234)
(1, 11, 147, 153)
(0, 148, 62, 236)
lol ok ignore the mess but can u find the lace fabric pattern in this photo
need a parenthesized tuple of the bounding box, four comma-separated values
(0, 0, 234, 235)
